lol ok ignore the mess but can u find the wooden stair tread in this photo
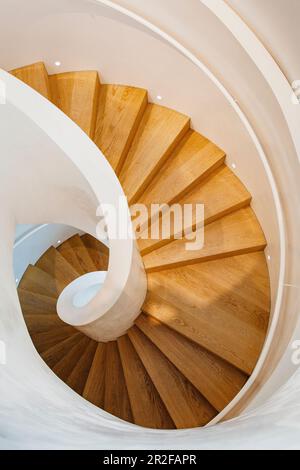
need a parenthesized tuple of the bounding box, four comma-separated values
(117, 334, 175, 429)
(94, 84, 148, 174)
(18, 265, 61, 299)
(41, 332, 84, 368)
(24, 314, 64, 334)
(35, 246, 79, 291)
(104, 342, 133, 423)
(49, 71, 100, 138)
(10, 62, 51, 99)
(52, 336, 90, 382)
(144, 252, 270, 374)
(128, 326, 217, 428)
(138, 164, 251, 255)
(137, 129, 225, 211)
(18, 289, 57, 315)
(136, 314, 248, 411)
(57, 237, 86, 275)
(83, 343, 106, 408)
(143, 207, 266, 272)
(31, 326, 77, 354)
(119, 104, 190, 203)
(80, 234, 109, 271)
(60, 234, 97, 273)
(66, 339, 98, 395)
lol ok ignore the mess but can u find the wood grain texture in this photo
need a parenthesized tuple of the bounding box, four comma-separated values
(58, 234, 97, 273)
(119, 104, 190, 203)
(138, 164, 251, 255)
(144, 252, 270, 374)
(32, 327, 78, 355)
(49, 71, 100, 137)
(137, 129, 225, 210)
(35, 246, 79, 291)
(104, 342, 133, 423)
(143, 207, 266, 272)
(94, 84, 148, 174)
(57, 239, 85, 275)
(17, 289, 57, 316)
(136, 314, 248, 411)
(52, 336, 90, 382)
(18, 265, 61, 299)
(24, 314, 64, 334)
(117, 334, 175, 429)
(41, 332, 84, 368)
(83, 343, 106, 408)
(80, 234, 109, 271)
(129, 326, 217, 428)
(10, 62, 51, 99)
(66, 339, 98, 395)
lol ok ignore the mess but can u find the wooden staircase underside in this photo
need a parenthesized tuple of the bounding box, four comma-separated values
(14, 62, 270, 430)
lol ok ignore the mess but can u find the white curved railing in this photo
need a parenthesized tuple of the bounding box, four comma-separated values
(1, 68, 147, 341)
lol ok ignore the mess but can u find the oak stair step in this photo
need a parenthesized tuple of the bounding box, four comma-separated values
(66, 339, 98, 395)
(138, 164, 251, 255)
(18, 265, 61, 299)
(119, 104, 190, 203)
(135, 130, 225, 232)
(104, 341, 133, 423)
(24, 314, 64, 334)
(144, 252, 270, 374)
(49, 71, 100, 138)
(10, 62, 51, 99)
(83, 343, 106, 408)
(17, 289, 57, 316)
(118, 334, 175, 429)
(35, 246, 79, 291)
(80, 234, 109, 271)
(142, 206, 266, 272)
(31, 326, 78, 355)
(136, 314, 248, 411)
(94, 84, 148, 174)
(58, 234, 97, 274)
(41, 332, 84, 368)
(52, 336, 90, 382)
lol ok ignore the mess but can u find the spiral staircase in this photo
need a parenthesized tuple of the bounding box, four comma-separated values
(13, 62, 270, 430)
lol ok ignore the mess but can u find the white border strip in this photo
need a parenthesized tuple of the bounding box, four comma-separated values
(93, 0, 286, 425)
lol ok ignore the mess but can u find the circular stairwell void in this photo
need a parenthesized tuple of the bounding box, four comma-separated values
(15, 62, 271, 430)
(58, 271, 108, 309)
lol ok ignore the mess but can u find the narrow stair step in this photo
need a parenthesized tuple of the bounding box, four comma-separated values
(119, 104, 190, 203)
(142, 207, 266, 272)
(18, 265, 61, 299)
(104, 342, 133, 423)
(137, 130, 225, 223)
(40, 332, 84, 368)
(94, 84, 148, 174)
(136, 314, 248, 411)
(18, 289, 57, 315)
(24, 314, 64, 334)
(31, 326, 77, 354)
(57, 238, 86, 275)
(81, 234, 109, 271)
(83, 343, 106, 408)
(129, 326, 217, 428)
(10, 62, 51, 99)
(118, 334, 175, 429)
(35, 246, 79, 291)
(52, 336, 90, 382)
(60, 234, 97, 273)
(66, 339, 98, 395)
(138, 164, 251, 255)
(144, 252, 270, 374)
(49, 71, 100, 138)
